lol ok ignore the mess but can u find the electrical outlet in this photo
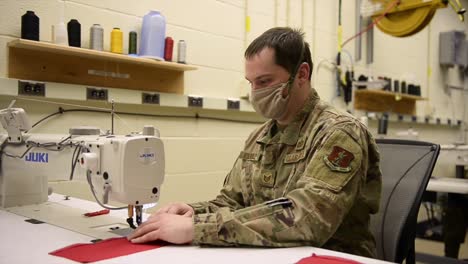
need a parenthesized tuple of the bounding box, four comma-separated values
(227, 99, 240, 110)
(142, 93, 160, 104)
(18, 80, 45, 96)
(188, 96, 203, 107)
(87, 88, 108, 101)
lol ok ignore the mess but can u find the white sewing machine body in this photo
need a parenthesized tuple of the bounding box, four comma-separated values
(0, 106, 165, 217)
(1, 133, 165, 208)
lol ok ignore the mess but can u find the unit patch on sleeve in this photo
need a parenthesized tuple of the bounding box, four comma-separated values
(323, 146, 354, 173)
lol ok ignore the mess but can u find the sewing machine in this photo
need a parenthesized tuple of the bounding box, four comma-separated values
(0, 102, 165, 228)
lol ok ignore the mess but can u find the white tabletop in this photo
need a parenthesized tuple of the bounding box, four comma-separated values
(426, 177, 468, 194)
(0, 195, 393, 264)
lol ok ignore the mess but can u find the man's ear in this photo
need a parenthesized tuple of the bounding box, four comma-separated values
(298, 62, 310, 82)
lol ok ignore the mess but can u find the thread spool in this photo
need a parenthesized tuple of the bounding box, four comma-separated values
(139, 10, 166, 60)
(378, 115, 388, 135)
(111, 28, 123, 54)
(52, 22, 67, 45)
(408, 84, 415, 95)
(164, 37, 174, 61)
(414, 85, 421, 96)
(90, 24, 104, 51)
(385, 77, 392, 91)
(129, 31, 137, 55)
(67, 19, 81, 47)
(401, 81, 407, 94)
(21, 11, 39, 41)
(393, 80, 400, 93)
(177, 40, 186, 64)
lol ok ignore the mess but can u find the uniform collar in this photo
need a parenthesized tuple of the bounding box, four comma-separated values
(257, 88, 320, 145)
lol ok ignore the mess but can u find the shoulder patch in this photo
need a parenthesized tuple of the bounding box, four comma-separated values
(323, 146, 354, 173)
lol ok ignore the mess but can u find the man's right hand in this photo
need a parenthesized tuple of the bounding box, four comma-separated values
(152, 202, 194, 218)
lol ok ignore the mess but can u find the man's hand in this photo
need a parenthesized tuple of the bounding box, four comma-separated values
(127, 213, 194, 244)
(153, 202, 194, 217)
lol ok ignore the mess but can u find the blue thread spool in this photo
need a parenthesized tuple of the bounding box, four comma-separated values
(139, 10, 166, 60)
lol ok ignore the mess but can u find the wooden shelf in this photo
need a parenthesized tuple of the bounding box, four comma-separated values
(8, 39, 197, 94)
(354, 89, 426, 115)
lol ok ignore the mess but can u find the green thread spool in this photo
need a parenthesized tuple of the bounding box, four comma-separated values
(129, 31, 137, 55)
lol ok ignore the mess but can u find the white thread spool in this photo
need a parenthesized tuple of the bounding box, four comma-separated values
(90, 24, 104, 51)
(177, 40, 186, 64)
(52, 22, 67, 45)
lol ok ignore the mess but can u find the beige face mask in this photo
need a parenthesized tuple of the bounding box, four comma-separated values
(250, 81, 291, 120)
(250, 41, 305, 120)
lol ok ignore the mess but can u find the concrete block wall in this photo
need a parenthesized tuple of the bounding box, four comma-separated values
(0, 0, 467, 207)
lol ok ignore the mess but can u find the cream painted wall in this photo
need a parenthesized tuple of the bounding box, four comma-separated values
(0, 0, 467, 208)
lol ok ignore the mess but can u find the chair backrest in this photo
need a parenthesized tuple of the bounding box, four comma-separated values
(371, 139, 440, 263)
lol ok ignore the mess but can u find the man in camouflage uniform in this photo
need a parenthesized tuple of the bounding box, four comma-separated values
(128, 27, 382, 258)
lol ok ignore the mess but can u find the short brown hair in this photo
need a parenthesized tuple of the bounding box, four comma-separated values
(245, 27, 313, 80)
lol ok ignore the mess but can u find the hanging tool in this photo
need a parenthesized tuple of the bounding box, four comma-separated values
(360, 0, 464, 38)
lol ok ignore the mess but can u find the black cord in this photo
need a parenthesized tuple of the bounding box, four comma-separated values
(380, 149, 434, 260)
(66, 108, 264, 124)
(69, 146, 78, 180)
(69, 145, 82, 181)
(28, 107, 65, 131)
(29, 107, 263, 130)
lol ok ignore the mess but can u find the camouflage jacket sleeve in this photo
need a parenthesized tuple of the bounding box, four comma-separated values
(192, 123, 367, 247)
(189, 156, 246, 215)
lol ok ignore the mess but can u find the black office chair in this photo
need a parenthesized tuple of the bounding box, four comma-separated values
(370, 139, 440, 264)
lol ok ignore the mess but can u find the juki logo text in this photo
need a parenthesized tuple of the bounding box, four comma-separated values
(25, 152, 49, 163)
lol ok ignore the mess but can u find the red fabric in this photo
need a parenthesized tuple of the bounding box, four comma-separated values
(296, 254, 362, 264)
(49, 237, 165, 263)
